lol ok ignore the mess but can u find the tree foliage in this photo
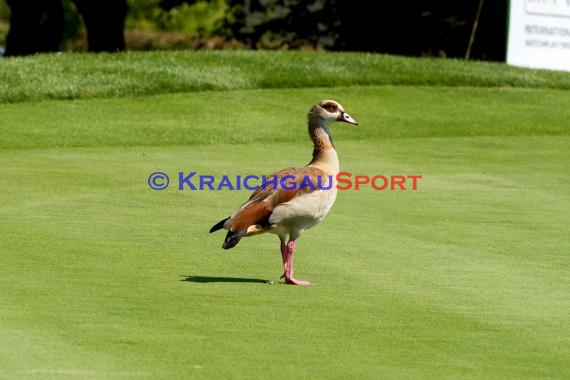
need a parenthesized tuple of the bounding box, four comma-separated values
(220, 0, 507, 60)
(1, 0, 508, 61)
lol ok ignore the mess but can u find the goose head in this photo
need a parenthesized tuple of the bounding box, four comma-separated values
(309, 99, 358, 127)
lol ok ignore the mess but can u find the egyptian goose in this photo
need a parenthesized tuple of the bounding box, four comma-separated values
(209, 100, 358, 285)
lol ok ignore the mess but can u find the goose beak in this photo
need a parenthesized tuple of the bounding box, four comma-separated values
(339, 111, 358, 125)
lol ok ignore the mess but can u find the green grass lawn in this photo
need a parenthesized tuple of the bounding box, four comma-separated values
(2, 50, 570, 103)
(1, 52, 569, 379)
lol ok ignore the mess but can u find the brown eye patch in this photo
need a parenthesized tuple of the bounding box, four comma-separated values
(322, 102, 338, 113)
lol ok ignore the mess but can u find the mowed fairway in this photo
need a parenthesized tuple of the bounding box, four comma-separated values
(1, 78, 569, 378)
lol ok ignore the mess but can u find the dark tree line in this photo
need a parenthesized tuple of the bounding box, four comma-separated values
(4, 0, 508, 61)
(4, 0, 64, 56)
(4, 0, 127, 56)
(225, 0, 507, 61)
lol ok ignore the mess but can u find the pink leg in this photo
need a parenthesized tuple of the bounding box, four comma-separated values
(280, 241, 288, 279)
(282, 240, 312, 286)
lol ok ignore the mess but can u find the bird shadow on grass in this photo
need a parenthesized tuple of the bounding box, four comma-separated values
(181, 275, 271, 284)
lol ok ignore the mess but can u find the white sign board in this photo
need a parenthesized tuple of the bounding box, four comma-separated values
(507, 0, 570, 72)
